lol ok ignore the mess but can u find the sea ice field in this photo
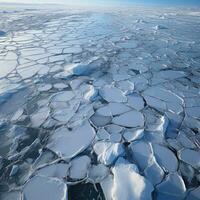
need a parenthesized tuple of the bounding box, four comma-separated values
(0, 4, 200, 200)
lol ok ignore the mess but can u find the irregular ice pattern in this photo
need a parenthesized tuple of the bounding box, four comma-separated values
(0, 5, 200, 200)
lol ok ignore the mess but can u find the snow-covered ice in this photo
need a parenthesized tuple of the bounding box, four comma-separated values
(112, 110, 144, 128)
(47, 122, 95, 159)
(23, 176, 67, 200)
(0, 4, 200, 200)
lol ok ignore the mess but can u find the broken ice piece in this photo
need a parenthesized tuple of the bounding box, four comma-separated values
(69, 77, 89, 90)
(129, 141, 153, 171)
(186, 187, 200, 200)
(127, 93, 145, 111)
(69, 155, 91, 180)
(50, 91, 75, 103)
(111, 158, 154, 200)
(115, 80, 134, 94)
(90, 113, 112, 127)
(109, 133, 122, 143)
(100, 174, 113, 200)
(177, 132, 196, 149)
(93, 141, 124, 166)
(153, 144, 178, 172)
(144, 159, 164, 186)
(64, 63, 93, 76)
(88, 164, 109, 183)
(30, 107, 50, 128)
(105, 124, 123, 134)
(178, 148, 200, 169)
(35, 163, 69, 178)
(54, 83, 68, 90)
(113, 74, 130, 81)
(185, 107, 200, 119)
(38, 84, 52, 92)
(179, 162, 194, 184)
(33, 149, 58, 169)
(156, 173, 186, 200)
(143, 86, 183, 114)
(97, 128, 110, 140)
(99, 85, 127, 103)
(47, 122, 95, 159)
(96, 103, 132, 116)
(52, 107, 76, 123)
(112, 110, 144, 128)
(123, 128, 144, 142)
(11, 108, 24, 121)
(23, 176, 67, 200)
(83, 85, 98, 102)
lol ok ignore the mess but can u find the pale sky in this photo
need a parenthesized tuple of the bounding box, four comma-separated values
(0, 0, 200, 6)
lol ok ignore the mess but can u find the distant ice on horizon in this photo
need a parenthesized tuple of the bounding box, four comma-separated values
(0, 0, 200, 6)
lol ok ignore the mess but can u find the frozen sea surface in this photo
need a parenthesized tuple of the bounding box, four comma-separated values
(0, 4, 200, 200)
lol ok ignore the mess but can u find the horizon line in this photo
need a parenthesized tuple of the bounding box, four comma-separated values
(0, 1, 200, 8)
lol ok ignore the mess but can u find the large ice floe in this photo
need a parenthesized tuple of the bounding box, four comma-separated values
(47, 122, 95, 159)
(0, 4, 200, 200)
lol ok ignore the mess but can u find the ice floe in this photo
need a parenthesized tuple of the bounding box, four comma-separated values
(178, 148, 200, 169)
(37, 84, 52, 92)
(186, 187, 200, 200)
(123, 128, 144, 142)
(110, 158, 154, 200)
(50, 91, 75, 103)
(23, 176, 67, 200)
(112, 110, 144, 128)
(93, 141, 125, 165)
(96, 103, 132, 116)
(30, 107, 50, 128)
(89, 164, 109, 183)
(156, 173, 186, 200)
(34, 163, 69, 178)
(153, 144, 178, 172)
(69, 155, 91, 180)
(143, 86, 184, 114)
(99, 85, 127, 103)
(47, 122, 96, 159)
(127, 93, 145, 111)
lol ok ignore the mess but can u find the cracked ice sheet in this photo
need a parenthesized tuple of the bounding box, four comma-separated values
(47, 122, 96, 159)
(0, 5, 200, 200)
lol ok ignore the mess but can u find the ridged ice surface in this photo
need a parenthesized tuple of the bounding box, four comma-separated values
(0, 4, 200, 200)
